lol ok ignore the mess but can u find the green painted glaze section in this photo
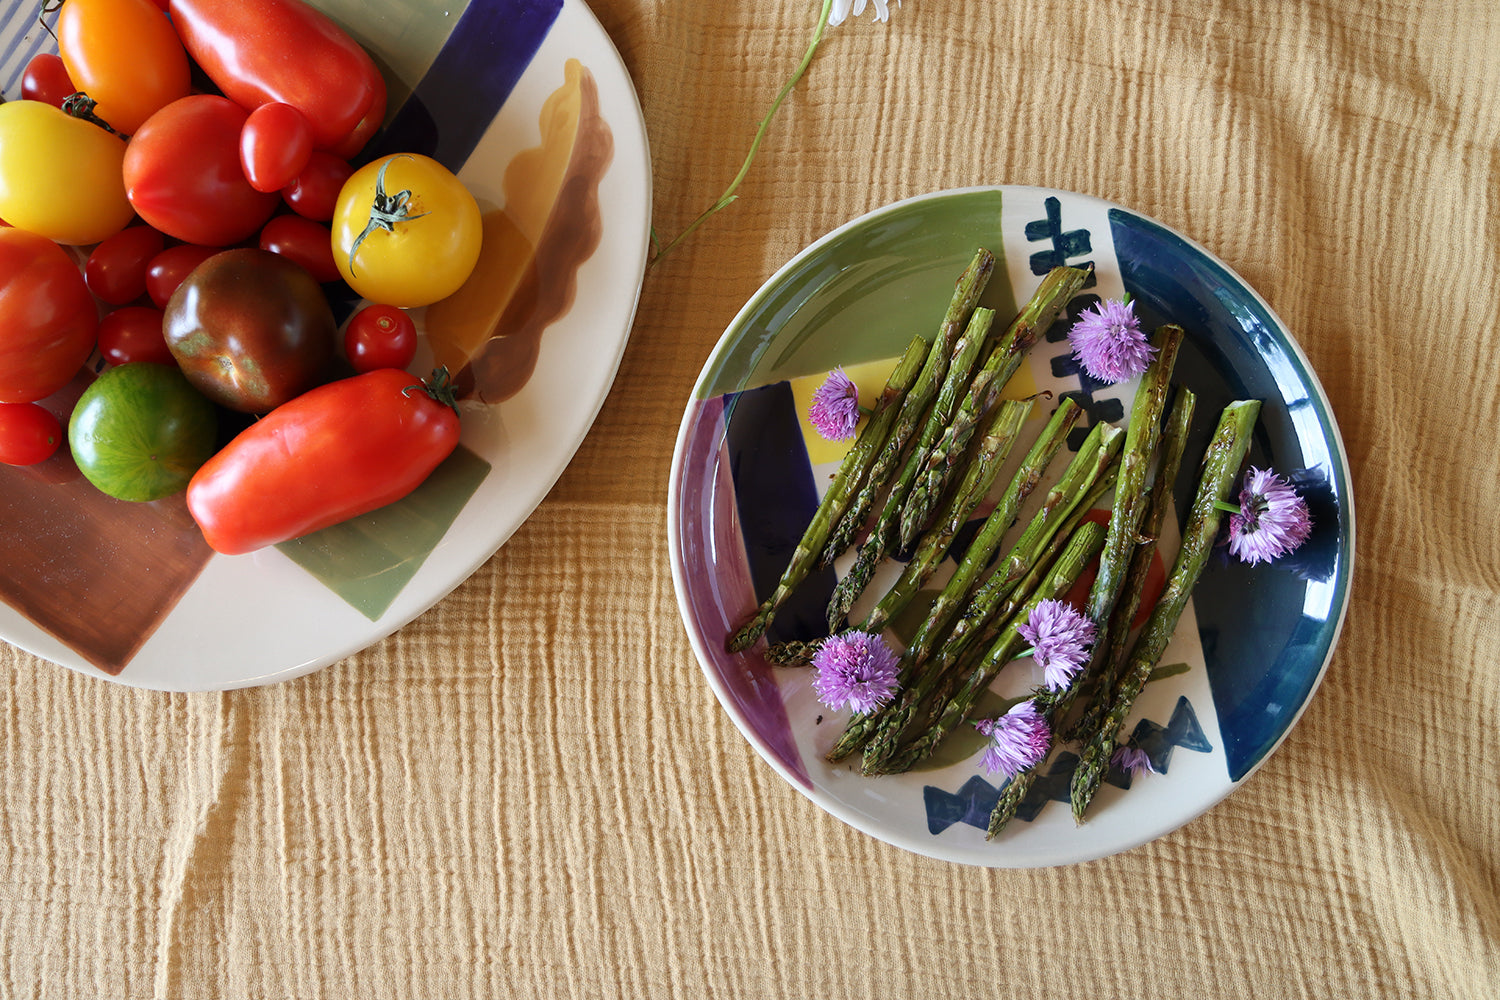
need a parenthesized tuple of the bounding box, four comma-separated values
(697, 190, 1014, 399)
(311, 0, 473, 110)
(276, 443, 491, 621)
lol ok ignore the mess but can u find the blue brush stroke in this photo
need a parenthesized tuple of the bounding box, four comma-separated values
(365, 0, 564, 171)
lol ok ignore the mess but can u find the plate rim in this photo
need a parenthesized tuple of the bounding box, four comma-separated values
(668, 183, 1355, 866)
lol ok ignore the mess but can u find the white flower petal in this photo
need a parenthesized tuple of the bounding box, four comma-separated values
(828, 0, 854, 24)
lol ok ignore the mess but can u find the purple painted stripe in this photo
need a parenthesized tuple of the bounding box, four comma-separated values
(364, 0, 563, 171)
(675, 397, 809, 788)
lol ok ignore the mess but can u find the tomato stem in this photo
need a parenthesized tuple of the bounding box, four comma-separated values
(346, 156, 429, 276)
(61, 92, 126, 137)
(403, 366, 461, 418)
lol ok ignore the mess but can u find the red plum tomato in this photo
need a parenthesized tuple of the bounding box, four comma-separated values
(259, 215, 339, 283)
(98, 306, 173, 366)
(145, 244, 220, 308)
(21, 54, 74, 108)
(123, 95, 280, 246)
(344, 304, 417, 373)
(281, 151, 353, 222)
(241, 102, 314, 194)
(85, 225, 167, 306)
(0, 402, 64, 466)
(0, 228, 99, 403)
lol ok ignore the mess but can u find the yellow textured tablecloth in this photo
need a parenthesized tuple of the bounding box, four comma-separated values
(3, 0, 1498, 996)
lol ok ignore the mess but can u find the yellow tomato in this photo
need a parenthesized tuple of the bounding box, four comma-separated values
(0, 101, 135, 246)
(330, 153, 482, 308)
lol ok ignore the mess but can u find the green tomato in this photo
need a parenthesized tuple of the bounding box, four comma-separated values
(68, 363, 218, 502)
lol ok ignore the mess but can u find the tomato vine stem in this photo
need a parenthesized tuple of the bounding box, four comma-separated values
(347, 156, 429, 276)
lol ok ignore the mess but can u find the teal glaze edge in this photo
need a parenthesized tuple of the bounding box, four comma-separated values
(694, 189, 1010, 401)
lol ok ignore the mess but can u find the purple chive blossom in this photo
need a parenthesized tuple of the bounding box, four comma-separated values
(811, 630, 900, 714)
(974, 700, 1052, 779)
(1228, 467, 1313, 565)
(1113, 745, 1156, 779)
(808, 367, 861, 441)
(1015, 598, 1098, 691)
(1067, 297, 1157, 384)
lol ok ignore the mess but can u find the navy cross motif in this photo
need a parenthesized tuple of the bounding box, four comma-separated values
(1024, 195, 1098, 285)
(922, 696, 1212, 835)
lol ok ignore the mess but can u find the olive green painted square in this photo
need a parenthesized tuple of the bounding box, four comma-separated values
(277, 443, 491, 620)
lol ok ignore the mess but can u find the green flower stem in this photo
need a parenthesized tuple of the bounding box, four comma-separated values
(650, 0, 836, 266)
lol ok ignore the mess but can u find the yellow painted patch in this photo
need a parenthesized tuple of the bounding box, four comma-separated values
(788, 350, 1045, 466)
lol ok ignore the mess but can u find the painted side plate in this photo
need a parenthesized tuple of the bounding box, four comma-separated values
(668, 187, 1353, 867)
(0, 0, 651, 690)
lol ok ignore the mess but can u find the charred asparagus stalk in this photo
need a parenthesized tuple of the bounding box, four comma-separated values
(825, 306, 996, 626)
(1069, 398, 1261, 822)
(898, 265, 1090, 548)
(725, 333, 929, 653)
(821, 249, 996, 565)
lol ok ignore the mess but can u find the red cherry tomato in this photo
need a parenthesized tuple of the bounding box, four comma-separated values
(344, 304, 418, 373)
(21, 54, 75, 108)
(280, 151, 353, 222)
(123, 95, 280, 246)
(258, 214, 339, 283)
(85, 225, 167, 306)
(240, 102, 314, 193)
(0, 402, 64, 466)
(144, 243, 220, 307)
(97, 306, 174, 365)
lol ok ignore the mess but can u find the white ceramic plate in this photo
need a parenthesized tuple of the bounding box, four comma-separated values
(669, 187, 1352, 866)
(0, 0, 651, 690)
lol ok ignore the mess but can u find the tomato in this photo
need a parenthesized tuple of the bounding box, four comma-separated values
(0, 100, 135, 246)
(0, 402, 65, 466)
(69, 362, 218, 501)
(344, 304, 417, 373)
(163, 248, 337, 412)
(58, 0, 191, 136)
(21, 54, 75, 108)
(85, 225, 167, 306)
(331, 154, 482, 308)
(145, 244, 220, 307)
(187, 367, 461, 554)
(240, 102, 314, 194)
(281, 151, 353, 222)
(168, 0, 386, 159)
(98, 306, 174, 366)
(123, 95, 281, 247)
(259, 214, 339, 283)
(0, 229, 99, 403)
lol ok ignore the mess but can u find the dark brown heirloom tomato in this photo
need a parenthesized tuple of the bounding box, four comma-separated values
(163, 247, 337, 413)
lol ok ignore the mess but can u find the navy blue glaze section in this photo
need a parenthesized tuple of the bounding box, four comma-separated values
(1108, 208, 1350, 782)
(365, 0, 563, 170)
